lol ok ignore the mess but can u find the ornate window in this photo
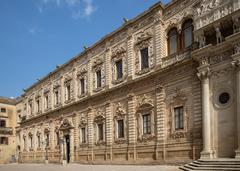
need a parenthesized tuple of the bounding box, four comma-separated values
(35, 91, 42, 114)
(53, 81, 61, 107)
(0, 120, 6, 127)
(94, 109, 105, 145)
(135, 29, 154, 75)
(142, 113, 151, 134)
(136, 95, 155, 142)
(79, 114, 87, 146)
(111, 45, 127, 84)
(44, 95, 49, 110)
(116, 59, 123, 80)
(174, 106, 184, 130)
(92, 57, 105, 92)
(182, 19, 193, 49)
(64, 76, 73, 103)
(140, 47, 149, 70)
(113, 102, 126, 143)
(96, 70, 102, 88)
(77, 66, 88, 97)
(168, 89, 188, 139)
(168, 28, 178, 55)
(28, 101, 33, 115)
(23, 135, 26, 150)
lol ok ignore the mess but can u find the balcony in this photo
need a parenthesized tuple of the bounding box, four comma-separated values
(162, 49, 191, 68)
(0, 127, 13, 135)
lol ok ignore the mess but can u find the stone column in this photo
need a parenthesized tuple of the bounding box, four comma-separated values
(232, 54, 240, 158)
(127, 94, 136, 161)
(197, 66, 214, 159)
(105, 102, 112, 160)
(155, 85, 166, 160)
(70, 128, 75, 162)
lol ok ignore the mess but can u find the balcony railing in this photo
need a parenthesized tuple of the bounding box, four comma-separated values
(0, 127, 13, 135)
(162, 49, 191, 68)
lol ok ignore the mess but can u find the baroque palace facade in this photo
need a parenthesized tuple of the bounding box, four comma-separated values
(16, 0, 240, 165)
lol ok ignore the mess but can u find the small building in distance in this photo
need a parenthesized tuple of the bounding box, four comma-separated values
(0, 97, 17, 164)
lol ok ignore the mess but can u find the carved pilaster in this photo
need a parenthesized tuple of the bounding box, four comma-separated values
(105, 102, 112, 160)
(87, 107, 94, 161)
(155, 84, 166, 160)
(127, 94, 136, 160)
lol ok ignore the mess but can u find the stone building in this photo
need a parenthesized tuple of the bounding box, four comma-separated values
(0, 97, 17, 164)
(16, 0, 240, 166)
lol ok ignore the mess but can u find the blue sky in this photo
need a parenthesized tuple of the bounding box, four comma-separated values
(0, 0, 169, 98)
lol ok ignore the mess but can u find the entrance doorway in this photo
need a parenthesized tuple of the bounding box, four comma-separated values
(65, 135, 70, 163)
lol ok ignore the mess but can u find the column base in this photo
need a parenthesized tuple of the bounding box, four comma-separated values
(62, 160, 67, 165)
(235, 149, 240, 159)
(45, 160, 49, 164)
(200, 150, 214, 159)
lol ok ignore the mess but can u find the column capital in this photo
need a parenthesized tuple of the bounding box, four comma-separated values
(197, 67, 211, 81)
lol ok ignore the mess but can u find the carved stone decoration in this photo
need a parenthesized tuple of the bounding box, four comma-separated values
(111, 43, 128, 84)
(94, 108, 105, 123)
(134, 28, 155, 75)
(167, 88, 189, 139)
(136, 94, 155, 142)
(59, 118, 74, 131)
(194, 0, 234, 30)
(79, 113, 87, 128)
(234, 43, 240, 54)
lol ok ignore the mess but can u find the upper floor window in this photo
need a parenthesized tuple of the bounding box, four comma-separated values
(142, 113, 151, 134)
(0, 108, 6, 113)
(44, 95, 49, 109)
(36, 99, 40, 113)
(96, 70, 102, 88)
(168, 28, 178, 55)
(140, 47, 149, 70)
(0, 120, 6, 127)
(66, 84, 71, 101)
(174, 106, 184, 130)
(182, 19, 193, 49)
(116, 59, 123, 80)
(29, 103, 33, 115)
(117, 119, 124, 138)
(54, 90, 59, 105)
(80, 78, 85, 95)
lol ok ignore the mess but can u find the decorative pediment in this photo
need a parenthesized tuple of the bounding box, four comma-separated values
(92, 57, 104, 68)
(94, 108, 105, 122)
(43, 87, 50, 94)
(79, 118, 87, 127)
(59, 119, 74, 130)
(115, 102, 126, 115)
(77, 65, 87, 76)
(53, 80, 61, 89)
(111, 45, 127, 58)
(171, 88, 187, 104)
(135, 30, 153, 45)
(64, 75, 72, 83)
(137, 94, 154, 111)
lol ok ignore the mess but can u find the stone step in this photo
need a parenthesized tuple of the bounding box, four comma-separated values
(179, 159, 240, 171)
(193, 161, 240, 166)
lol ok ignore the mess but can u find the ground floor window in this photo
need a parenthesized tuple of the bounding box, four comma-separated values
(174, 106, 184, 130)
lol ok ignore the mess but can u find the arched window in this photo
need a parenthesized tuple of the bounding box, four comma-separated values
(182, 19, 193, 49)
(168, 28, 178, 55)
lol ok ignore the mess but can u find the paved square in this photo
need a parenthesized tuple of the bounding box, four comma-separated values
(0, 164, 180, 171)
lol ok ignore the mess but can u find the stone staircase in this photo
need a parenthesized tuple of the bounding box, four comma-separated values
(179, 158, 240, 171)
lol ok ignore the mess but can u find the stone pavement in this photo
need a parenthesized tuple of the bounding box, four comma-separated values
(0, 163, 180, 171)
